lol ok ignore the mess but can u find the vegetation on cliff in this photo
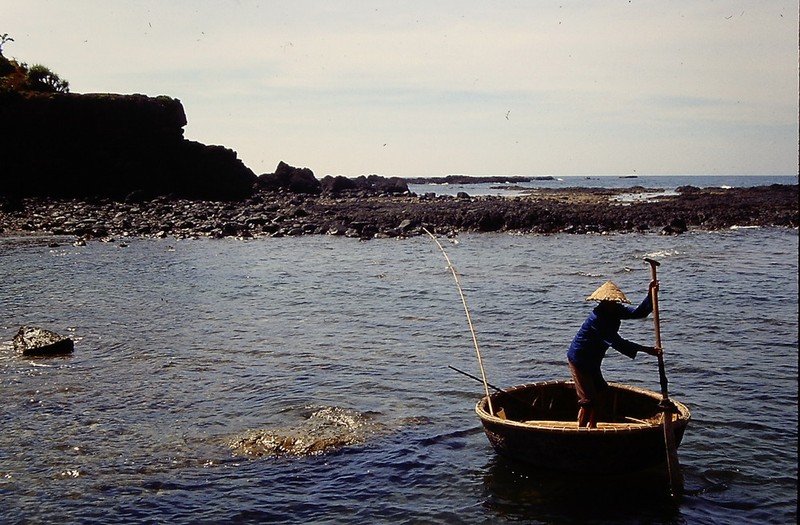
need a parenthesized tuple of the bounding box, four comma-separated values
(0, 34, 69, 93)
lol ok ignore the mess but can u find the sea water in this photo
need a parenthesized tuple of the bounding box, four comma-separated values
(408, 174, 798, 197)
(0, 226, 797, 523)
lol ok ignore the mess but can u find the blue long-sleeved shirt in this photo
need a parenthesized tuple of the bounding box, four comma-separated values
(567, 292, 653, 373)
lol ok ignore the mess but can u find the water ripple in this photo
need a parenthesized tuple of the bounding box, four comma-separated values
(0, 230, 796, 524)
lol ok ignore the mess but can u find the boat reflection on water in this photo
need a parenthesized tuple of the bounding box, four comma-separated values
(482, 454, 682, 523)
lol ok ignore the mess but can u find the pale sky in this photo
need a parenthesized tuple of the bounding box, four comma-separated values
(4, 1, 798, 177)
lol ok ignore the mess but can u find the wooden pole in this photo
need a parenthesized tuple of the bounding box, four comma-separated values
(644, 257, 684, 501)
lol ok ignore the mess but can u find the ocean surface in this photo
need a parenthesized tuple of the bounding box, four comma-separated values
(1, 181, 797, 524)
(408, 174, 798, 197)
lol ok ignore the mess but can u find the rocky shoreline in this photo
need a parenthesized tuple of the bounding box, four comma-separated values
(3, 55, 795, 243)
(1, 183, 796, 242)
(2, 52, 796, 243)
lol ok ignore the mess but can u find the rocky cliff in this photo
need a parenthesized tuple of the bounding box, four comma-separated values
(0, 90, 257, 200)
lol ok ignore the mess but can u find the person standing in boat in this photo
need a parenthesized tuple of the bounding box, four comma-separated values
(568, 280, 662, 428)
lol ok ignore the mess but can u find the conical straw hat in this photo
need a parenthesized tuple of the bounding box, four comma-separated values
(586, 281, 631, 303)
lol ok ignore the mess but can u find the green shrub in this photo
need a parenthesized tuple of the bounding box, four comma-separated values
(24, 64, 70, 93)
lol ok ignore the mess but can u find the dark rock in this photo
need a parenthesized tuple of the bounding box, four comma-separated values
(474, 208, 505, 232)
(257, 161, 321, 194)
(360, 224, 379, 238)
(398, 219, 415, 231)
(662, 217, 688, 235)
(0, 91, 257, 200)
(320, 175, 357, 194)
(13, 326, 74, 356)
(321, 174, 409, 195)
(362, 175, 409, 194)
(175, 141, 257, 200)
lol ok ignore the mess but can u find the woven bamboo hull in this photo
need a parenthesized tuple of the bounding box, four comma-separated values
(475, 381, 690, 474)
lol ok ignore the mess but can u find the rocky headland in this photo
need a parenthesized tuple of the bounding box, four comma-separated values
(1, 48, 257, 201)
(0, 90, 256, 201)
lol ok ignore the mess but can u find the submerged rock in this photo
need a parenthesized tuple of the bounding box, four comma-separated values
(13, 326, 74, 356)
(228, 406, 382, 458)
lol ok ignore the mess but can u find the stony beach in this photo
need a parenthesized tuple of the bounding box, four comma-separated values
(1, 183, 796, 242)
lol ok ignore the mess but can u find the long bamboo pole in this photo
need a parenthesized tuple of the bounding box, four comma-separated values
(424, 228, 494, 415)
(644, 257, 684, 501)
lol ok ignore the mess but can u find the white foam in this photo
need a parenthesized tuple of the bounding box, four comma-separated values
(643, 250, 680, 259)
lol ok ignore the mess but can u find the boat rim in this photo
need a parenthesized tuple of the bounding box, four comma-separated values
(475, 380, 691, 432)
